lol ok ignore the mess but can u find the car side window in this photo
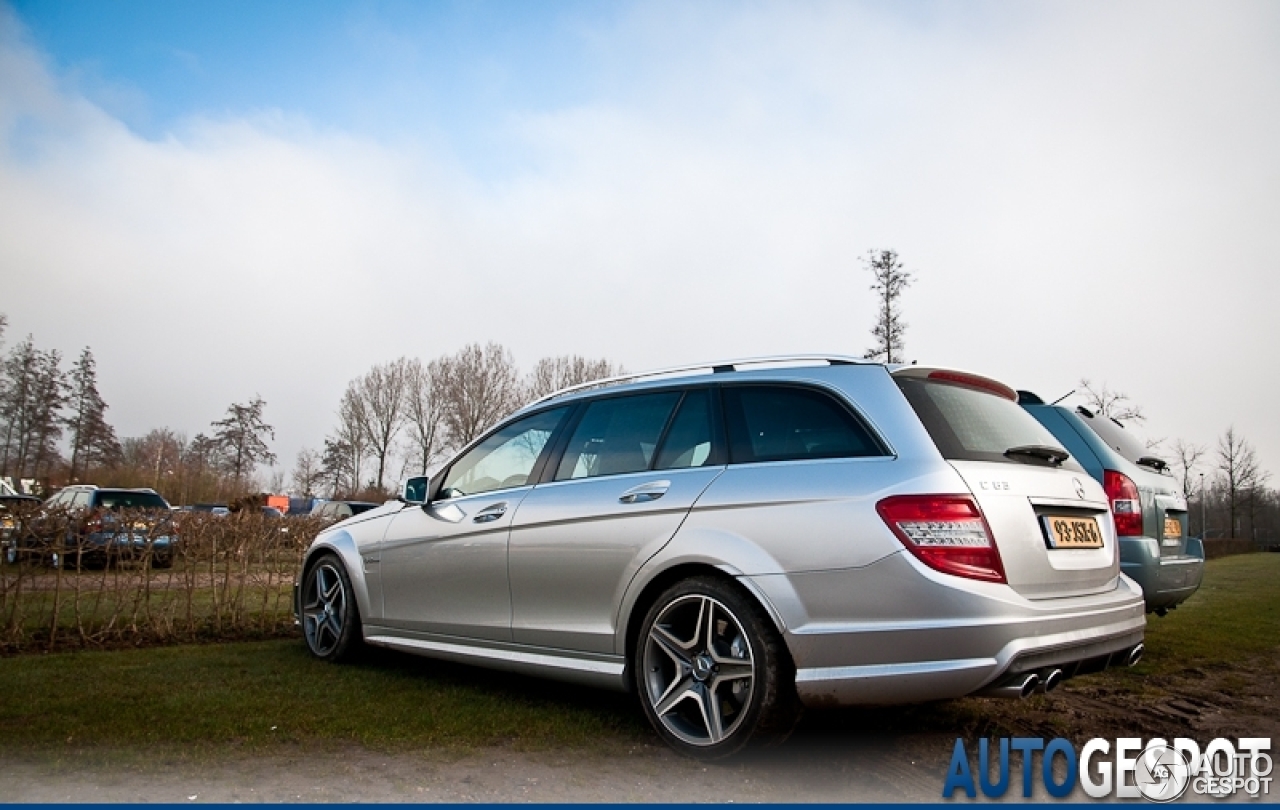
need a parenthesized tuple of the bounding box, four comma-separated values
(722, 385, 885, 463)
(72, 491, 92, 508)
(654, 389, 717, 470)
(440, 407, 569, 498)
(555, 392, 681, 481)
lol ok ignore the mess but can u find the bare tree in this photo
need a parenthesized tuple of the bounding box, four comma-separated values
(1078, 379, 1145, 424)
(332, 384, 370, 493)
(1216, 426, 1268, 539)
(353, 358, 411, 493)
(404, 357, 448, 475)
(861, 250, 914, 364)
(209, 396, 276, 487)
(291, 448, 325, 496)
(1170, 439, 1207, 502)
(436, 343, 523, 447)
(66, 347, 121, 481)
(525, 355, 619, 401)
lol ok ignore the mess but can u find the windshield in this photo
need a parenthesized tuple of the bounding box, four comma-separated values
(897, 377, 1071, 465)
(95, 491, 171, 511)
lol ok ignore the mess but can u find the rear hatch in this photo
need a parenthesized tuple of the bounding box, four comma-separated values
(894, 369, 1119, 599)
(1073, 408, 1189, 556)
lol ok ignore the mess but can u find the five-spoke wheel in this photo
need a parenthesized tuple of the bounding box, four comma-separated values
(635, 577, 799, 759)
(302, 554, 361, 661)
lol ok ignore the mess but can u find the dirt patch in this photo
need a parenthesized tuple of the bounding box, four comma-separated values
(968, 654, 1280, 744)
(3, 661, 1278, 804)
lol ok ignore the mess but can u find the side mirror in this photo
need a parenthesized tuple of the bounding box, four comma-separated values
(401, 476, 430, 506)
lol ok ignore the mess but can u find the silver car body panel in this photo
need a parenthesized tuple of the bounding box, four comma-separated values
(299, 360, 1146, 705)
(508, 465, 725, 653)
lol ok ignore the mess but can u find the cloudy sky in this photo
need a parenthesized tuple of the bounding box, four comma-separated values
(1, 0, 1277, 486)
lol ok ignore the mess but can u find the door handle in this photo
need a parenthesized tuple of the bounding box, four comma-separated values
(472, 503, 508, 523)
(619, 481, 671, 504)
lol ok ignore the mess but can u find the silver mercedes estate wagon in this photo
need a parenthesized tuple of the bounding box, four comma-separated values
(296, 356, 1146, 758)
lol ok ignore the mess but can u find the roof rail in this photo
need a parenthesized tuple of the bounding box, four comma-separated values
(533, 354, 870, 405)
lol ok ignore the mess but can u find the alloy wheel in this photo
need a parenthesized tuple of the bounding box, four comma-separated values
(641, 593, 756, 747)
(302, 560, 350, 658)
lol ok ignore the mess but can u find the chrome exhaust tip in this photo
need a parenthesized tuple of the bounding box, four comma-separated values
(1041, 668, 1065, 693)
(1126, 643, 1144, 667)
(979, 672, 1040, 699)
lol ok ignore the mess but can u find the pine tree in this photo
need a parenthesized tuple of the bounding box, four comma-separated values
(67, 347, 121, 481)
(210, 396, 276, 487)
(862, 250, 914, 364)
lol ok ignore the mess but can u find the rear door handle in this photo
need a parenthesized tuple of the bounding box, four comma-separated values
(472, 503, 508, 523)
(619, 481, 671, 504)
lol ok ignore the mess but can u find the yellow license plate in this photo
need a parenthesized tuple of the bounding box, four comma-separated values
(1164, 517, 1182, 539)
(1043, 516, 1104, 549)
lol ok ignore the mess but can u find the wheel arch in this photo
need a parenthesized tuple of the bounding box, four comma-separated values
(298, 531, 373, 627)
(618, 560, 789, 688)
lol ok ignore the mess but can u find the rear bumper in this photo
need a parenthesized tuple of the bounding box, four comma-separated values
(747, 551, 1146, 707)
(1119, 536, 1204, 612)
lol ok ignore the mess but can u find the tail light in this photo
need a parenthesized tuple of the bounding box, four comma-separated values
(876, 495, 1007, 583)
(1104, 469, 1143, 537)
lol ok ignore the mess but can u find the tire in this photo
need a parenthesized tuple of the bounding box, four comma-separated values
(633, 576, 801, 760)
(300, 553, 363, 662)
(152, 551, 174, 569)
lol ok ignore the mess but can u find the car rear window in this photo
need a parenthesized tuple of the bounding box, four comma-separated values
(94, 491, 171, 510)
(897, 377, 1068, 464)
(1075, 409, 1151, 465)
(722, 385, 885, 464)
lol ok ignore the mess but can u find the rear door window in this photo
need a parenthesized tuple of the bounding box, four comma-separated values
(722, 385, 886, 464)
(555, 392, 682, 480)
(896, 377, 1068, 464)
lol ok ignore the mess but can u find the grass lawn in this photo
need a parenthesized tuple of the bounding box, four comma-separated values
(1, 553, 1275, 754)
(1116, 552, 1280, 686)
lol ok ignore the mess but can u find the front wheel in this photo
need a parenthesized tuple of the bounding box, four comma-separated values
(300, 553, 362, 662)
(634, 576, 800, 760)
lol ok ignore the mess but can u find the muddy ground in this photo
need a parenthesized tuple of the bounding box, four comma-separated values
(2, 655, 1276, 804)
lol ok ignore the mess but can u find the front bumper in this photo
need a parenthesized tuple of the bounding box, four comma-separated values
(747, 551, 1146, 707)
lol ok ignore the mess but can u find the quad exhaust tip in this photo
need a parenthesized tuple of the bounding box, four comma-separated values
(1041, 668, 1065, 693)
(1127, 643, 1144, 667)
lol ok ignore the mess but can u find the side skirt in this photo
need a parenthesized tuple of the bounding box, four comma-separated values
(363, 626, 629, 691)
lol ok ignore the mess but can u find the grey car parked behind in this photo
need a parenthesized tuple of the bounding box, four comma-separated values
(1018, 392, 1204, 614)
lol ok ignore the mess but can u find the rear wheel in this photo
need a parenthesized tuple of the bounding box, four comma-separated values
(634, 576, 800, 760)
(301, 553, 362, 662)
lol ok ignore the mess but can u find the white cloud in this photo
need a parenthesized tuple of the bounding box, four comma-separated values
(2, 1, 1279, 479)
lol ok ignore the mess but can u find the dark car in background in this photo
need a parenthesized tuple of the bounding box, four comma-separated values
(36, 485, 178, 569)
(309, 500, 380, 524)
(1019, 392, 1204, 614)
(1, 493, 41, 565)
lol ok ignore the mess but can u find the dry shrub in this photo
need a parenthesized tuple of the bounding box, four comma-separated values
(0, 504, 326, 654)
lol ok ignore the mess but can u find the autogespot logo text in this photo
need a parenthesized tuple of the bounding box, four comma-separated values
(943, 736, 1272, 801)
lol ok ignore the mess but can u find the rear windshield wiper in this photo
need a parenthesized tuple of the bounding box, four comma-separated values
(1004, 444, 1069, 467)
(1137, 456, 1168, 472)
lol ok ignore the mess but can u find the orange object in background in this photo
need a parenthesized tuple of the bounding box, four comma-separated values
(266, 494, 290, 514)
